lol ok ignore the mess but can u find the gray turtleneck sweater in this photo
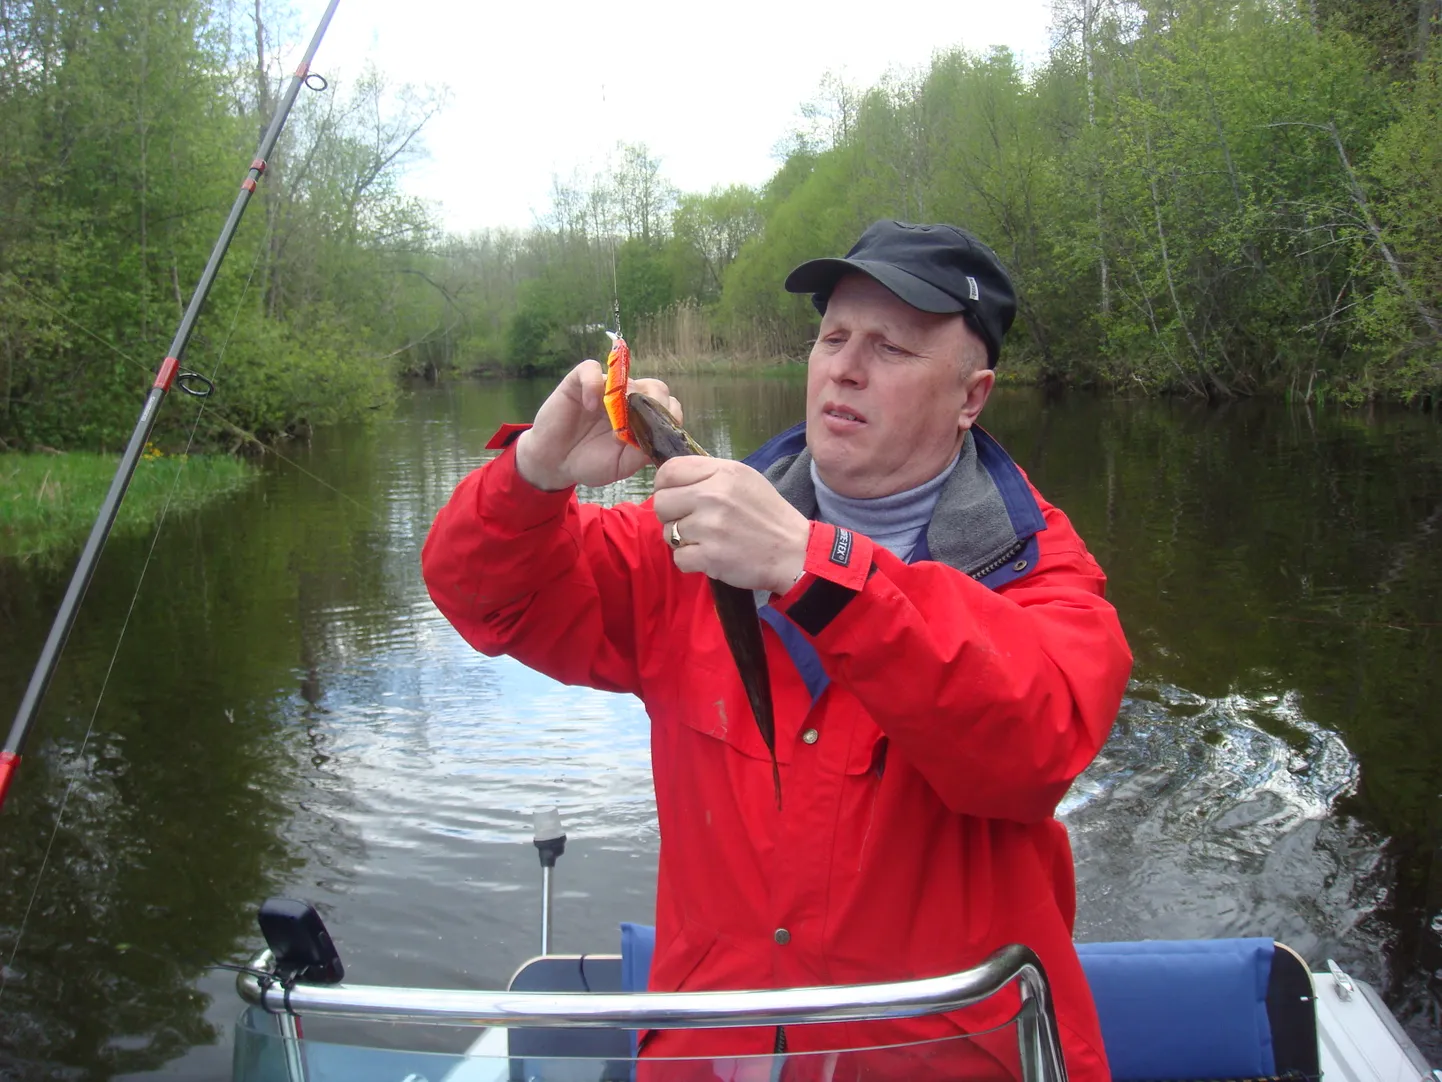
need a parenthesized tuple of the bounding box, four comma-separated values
(810, 451, 961, 561)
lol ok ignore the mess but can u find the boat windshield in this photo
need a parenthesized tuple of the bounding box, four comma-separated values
(232, 1004, 1032, 1082)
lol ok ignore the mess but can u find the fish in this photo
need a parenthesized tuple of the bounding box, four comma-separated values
(602, 334, 781, 809)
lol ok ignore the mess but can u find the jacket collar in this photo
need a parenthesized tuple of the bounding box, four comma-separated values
(743, 422, 1046, 590)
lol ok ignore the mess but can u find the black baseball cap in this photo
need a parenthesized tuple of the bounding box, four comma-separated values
(784, 220, 1017, 367)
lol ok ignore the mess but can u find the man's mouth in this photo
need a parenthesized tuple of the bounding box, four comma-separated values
(822, 403, 866, 424)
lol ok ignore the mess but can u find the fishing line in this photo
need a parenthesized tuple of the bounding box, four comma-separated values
(7, 280, 157, 380)
(2, 509, 178, 998)
(610, 229, 623, 338)
(180, 220, 373, 514)
(11, 231, 372, 510)
(600, 83, 622, 338)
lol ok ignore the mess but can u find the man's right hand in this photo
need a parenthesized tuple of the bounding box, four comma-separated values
(514, 359, 679, 491)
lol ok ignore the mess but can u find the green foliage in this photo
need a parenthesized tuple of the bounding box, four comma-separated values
(670, 186, 762, 300)
(617, 238, 676, 323)
(1316, 0, 1438, 78)
(506, 281, 573, 373)
(696, 0, 1438, 401)
(419, 1, 1437, 400)
(0, 0, 440, 451)
(8, 0, 1441, 409)
(1366, 45, 1442, 398)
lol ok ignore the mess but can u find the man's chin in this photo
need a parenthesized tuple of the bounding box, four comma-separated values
(809, 446, 870, 495)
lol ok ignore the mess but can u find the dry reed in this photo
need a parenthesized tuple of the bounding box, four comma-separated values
(630, 302, 807, 374)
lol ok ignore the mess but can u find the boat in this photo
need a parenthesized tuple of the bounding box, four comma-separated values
(229, 811, 1438, 1082)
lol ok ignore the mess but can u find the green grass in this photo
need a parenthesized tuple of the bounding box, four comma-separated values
(1, 450, 258, 563)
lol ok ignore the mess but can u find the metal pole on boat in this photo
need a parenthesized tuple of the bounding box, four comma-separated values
(533, 808, 567, 956)
(0, 0, 342, 815)
(277, 1013, 308, 1082)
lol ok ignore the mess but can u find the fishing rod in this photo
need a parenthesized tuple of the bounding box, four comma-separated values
(0, 0, 342, 813)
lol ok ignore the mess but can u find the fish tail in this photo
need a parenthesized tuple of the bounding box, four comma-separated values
(708, 580, 781, 811)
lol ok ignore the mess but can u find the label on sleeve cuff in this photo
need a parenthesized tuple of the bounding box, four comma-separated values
(804, 522, 872, 591)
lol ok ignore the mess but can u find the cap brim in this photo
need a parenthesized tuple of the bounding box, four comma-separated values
(783, 258, 964, 314)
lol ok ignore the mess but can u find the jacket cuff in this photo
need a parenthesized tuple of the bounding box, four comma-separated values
(773, 522, 876, 637)
(481, 442, 576, 530)
(485, 422, 532, 449)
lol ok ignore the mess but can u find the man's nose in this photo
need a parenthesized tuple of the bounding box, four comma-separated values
(828, 339, 868, 387)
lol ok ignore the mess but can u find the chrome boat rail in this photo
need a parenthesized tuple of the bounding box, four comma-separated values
(238, 942, 1068, 1082)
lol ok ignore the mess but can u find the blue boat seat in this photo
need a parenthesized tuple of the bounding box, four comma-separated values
(1077, 938, 1317, 1081)
(617, 925, 1319, 1082)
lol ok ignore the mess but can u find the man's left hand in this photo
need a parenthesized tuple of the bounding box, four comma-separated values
(652, 458, 810, 596)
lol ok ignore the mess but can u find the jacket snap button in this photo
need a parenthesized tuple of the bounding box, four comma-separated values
(1012, 559, 1029, 572)
(774, 928, 791, 945)
(802, 728, 819, 745)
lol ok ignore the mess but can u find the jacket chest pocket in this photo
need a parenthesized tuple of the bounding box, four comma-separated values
(671, 654, 781, 765)
(649, 596, 886, 777)
(670, 661, 890, 784)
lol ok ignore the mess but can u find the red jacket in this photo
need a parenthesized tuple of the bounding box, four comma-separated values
(422, 423, 1132, 1082)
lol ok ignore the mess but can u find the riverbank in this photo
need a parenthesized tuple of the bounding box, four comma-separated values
(1, 450, 258, 563)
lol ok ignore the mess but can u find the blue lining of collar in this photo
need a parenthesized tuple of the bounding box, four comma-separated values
(743, 420, 807, 471)
(972, 426, 1047, 538)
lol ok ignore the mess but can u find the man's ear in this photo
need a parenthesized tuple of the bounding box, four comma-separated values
(958, 367, 995, 432)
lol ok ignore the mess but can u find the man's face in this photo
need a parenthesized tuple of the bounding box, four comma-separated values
(805, 274, 994, 498)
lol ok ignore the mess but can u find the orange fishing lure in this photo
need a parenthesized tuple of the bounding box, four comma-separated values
(602, 332, 641, 449)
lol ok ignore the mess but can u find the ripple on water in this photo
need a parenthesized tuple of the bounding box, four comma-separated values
(1067, 679, 1387, 966)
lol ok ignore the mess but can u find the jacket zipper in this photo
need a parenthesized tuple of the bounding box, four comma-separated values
(970, 537, 1029, 581)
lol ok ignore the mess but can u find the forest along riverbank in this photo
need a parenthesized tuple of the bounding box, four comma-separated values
(6, 0, 1442, 465)
(0, 451, 257, 563)
(0, 381, 1439, 1080)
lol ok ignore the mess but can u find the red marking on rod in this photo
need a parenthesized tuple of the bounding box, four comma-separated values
(485, 423, 532, 450)
(295, 62, 309, 77)
(154, 356, 180, 392)
(242, 177, 257, 193)
(0, 751, 20, 809)
(251, 158, 267, 174)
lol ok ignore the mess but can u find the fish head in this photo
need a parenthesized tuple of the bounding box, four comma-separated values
(627, 391, 706, 462)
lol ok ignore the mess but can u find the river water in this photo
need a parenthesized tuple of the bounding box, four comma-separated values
(1, 377, 1440, 1079)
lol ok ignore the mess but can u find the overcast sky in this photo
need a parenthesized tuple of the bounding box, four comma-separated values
(287, 0, 1058, 234)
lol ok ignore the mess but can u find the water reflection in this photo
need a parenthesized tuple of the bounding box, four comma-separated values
(0, 379, 1439, 1078)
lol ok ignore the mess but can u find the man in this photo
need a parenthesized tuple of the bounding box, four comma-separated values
(422, 221, 1131, 1082)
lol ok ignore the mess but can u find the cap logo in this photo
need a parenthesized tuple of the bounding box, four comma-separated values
(966, 276, 980, 302)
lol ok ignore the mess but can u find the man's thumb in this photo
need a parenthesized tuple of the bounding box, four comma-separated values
(576, 360, 604, 413)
